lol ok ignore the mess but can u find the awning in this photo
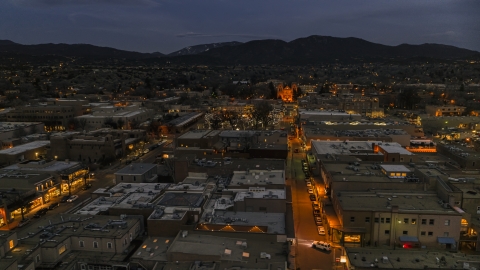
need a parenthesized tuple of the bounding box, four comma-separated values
(399, 236, 419, 242)
(437, 237, 456, 245)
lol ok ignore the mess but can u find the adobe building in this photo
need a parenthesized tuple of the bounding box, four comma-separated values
(426, 105, 466, 117)
(130, 230, 287, 270)
(5, 214, 144, 269)
(328, 190, 462, 249)
(5, 105, 76, 131)
(114, 163, 158, 183)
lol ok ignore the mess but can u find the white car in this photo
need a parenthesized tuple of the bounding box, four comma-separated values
(306, 182, 312, 187)
(67, 195, 79, 203)
(317, 226, 326, 235)
(308, 189, 314, 194)
(143, 149, 150, 154)
(312, 240, 331, 251)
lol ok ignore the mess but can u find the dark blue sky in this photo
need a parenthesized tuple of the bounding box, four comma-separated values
(1, 0, 479, 54)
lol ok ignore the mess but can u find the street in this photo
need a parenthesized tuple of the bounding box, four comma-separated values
(288, 137, 337, 270)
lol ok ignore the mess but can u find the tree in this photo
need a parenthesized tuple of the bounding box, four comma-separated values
(250, 101, 273, 130)
(129, 119, 140, 130)
(76, 118, 88, 131)
(103, 117, 117, 129)
(221, 110, 240, 130)
(269, 82, 276, 99)
(117, 119, 125, 129)
(397, 88, 421, 110)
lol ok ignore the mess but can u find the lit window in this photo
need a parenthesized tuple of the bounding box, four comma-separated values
(58, 245, 67, 255)
(445, 220, 450, 226)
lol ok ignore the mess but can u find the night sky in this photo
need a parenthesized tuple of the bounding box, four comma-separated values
(1, 0, 479, 54)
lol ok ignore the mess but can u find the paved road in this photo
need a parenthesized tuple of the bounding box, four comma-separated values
(288, 138, 338, 270)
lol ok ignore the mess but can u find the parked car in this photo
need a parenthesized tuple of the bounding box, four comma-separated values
(317, 226, 326, 235)
(309, 194, 317, 201)
(143, 149, 150, 154)
(17, 218, 30, 228)
(308, 188, 314, 194)
(312, 241, 331, 251)
(305, 172, 310, 178)
(48, 202, 60, 210)
(303, 166, 309, 172)
(33, 208, 48, 218)
(306, 182, 312, 187)
(313, 209, 321, 215)
(294, 148, 299, 153)
(67, 195, 79, 203)
(315, 216, 323, 225)
(60, 196, 70, 203)
(312, 202, 320, 209)
(82, 184, 92, 190)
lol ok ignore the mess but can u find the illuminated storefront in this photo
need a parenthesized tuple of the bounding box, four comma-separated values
(60, 166, 89, 194)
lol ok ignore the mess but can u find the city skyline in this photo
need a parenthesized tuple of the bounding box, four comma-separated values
(1, 0, 479, 53)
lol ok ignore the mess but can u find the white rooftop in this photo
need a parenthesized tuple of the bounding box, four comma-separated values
(75, 183, 169, 215)
(230, 170, 285, 186)
(378, 143, 414, 155)
(380, 165, 412, 173)
(234, 189, 285, 201)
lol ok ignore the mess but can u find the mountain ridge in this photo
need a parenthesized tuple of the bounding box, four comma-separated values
(168, 41, 242, 56)
(0, 35, 478, 64)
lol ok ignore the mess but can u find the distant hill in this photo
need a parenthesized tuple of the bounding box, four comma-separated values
(0, 40, 18, 46)
(0, 42, 163, 59)
(192, 35, 479, 64)
(0, 35, 477, 64)
(168, 41, 242, 56)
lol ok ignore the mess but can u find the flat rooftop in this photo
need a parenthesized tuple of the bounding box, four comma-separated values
(312, 140, 380, 155)
(156, 192, 204, 207)
(0, 140, 50, 155)
(75, 183, 168, 215)
(379, 143, 414, 155)
(115, 163, 157, 175)
(166, 182, 215, 193)
(178, 130, 216, 139)
(337, 191, 460, 214)
(3, 160, 83, 172)
(219, 130, 256, 138)
(148, 209, 187, 220)
(167, 230, 286, 267)
(15, 214, 141, 249)
(130, 236, 173, 262)
(303, 127, 409, 137)
(299, 110, 361, 117)
(168, 112, 203, 126)
(234, 189, 286, 201)
(0, 122, 43, 132)
(346, 247, 480, 269)
(380, 164, 412, 172)
(200, 209, 286, 234)
(230, 170, 285, 187)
